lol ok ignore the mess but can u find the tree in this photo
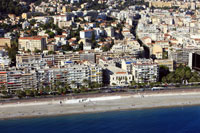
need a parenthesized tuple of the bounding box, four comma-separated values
(30, 29, 37, 36)
(33, 90, 39, 97)
(48, 51, 56, 55)
(30, 19, 36, 26)
(62, 44, 73, 51)
(25, 90, 34, 97)
(102, 46, 110, 52)
(5, 41, 18, 66)
(57, 88, 67, 95)
(150, 54, 157, 61)
(34, 48, 41, 53)
(159, 65, 170, 82)
(16, 90, 26, 98)
(0, 0, 30, 16)
(77, 42, 83, 51)
(161, 65, 200, 84)
(131, 80, 136, 86)
(27, 49, 31, 53)
(65, 82, 71, 91)
(89, 82, 101, 89)
(91, 32, 98, 48)
(189, 76, 196, 83)
(71, 81, 76, 88)
(91, 31, 95, 41)
(185, 69, 192, 80)
(46, 31, 55, 38)
(0, 84, 6, 91)
(83, 79, 89, 86)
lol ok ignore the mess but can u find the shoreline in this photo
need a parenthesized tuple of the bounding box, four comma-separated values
(1, 89, 200, 120)
(2, 102, 200, 121)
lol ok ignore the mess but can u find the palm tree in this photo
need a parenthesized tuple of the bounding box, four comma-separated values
(83, 79, 89, 87)
(71, 80, 76, 88)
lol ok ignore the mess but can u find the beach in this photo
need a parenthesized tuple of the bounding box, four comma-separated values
(1, 89, 200, 119)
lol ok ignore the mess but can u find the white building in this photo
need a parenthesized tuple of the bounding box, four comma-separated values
(38, 63, 103, 88)
(106, 65, 133, 86)
(132, 59, 159, 83)
(105, 27, 114, 37)
(80, 29, 94, 39)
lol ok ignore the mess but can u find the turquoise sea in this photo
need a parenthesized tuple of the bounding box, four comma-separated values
(0, 106, 200, 133)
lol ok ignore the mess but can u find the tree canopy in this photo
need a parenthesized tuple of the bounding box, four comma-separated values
(0, 0, 29, 16)
(162, 65, 200, 83)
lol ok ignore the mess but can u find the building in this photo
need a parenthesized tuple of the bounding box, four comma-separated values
(0, 56, 11, 69)
(37, 63, 103, 88)
(71, 0, 81, 4)
(21, 13, 31, 19)
(18, 36, 47, 51)
(0, 70, 37, 93)
(47, 44, 57, 51)
(154, 59, 174, 72)
(80, 53, 96, 63)
(149, 1, 172, 8)
(132, 59, 159, 83)
(16, 54, 46, 69)
(105, 27, 114, 37)
(169, 48, 200, 66)
(189, 52, 200, 71)
(80, 29, 94, 39)
(152, 44, 163, 59)
(105, 65, 133, 86)
(0, 38, 11, 50)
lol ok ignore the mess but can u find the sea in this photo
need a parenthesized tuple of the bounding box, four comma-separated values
(0, 106, 200, 133)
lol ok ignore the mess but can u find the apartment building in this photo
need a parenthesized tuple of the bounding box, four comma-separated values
(80, 29, 94, 39)
(154, 59, 174, 72)
(168, 48, 200, 65)
(132, 59, 159, 83)
(0, 38, 11, 50)
(37, 63, 103, 88)
(16, 54, 46, 69)
(0, 71, 37, 93)
(18, 36, 47, 51)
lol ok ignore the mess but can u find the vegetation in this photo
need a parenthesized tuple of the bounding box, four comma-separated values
(0, 0, 29, 16)
(151, 6, 179, 11)
(0, 23, 21, 32)
(101, 40, 114, 52)
(62, 44, 73, 51)
(115, 0, 148, 10)
(159, 65, 170, 82)
(39, 18, 63, 35)
(162, 51, 168, 59)
(82, 0, 108, 10)
(91, 32, 98, 48)
(5, 40, 18, 66)
(24, 0, 45, 6)
(162, 65, 200, 83)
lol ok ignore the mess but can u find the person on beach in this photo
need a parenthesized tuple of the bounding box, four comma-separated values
(60, 101, 62, 106)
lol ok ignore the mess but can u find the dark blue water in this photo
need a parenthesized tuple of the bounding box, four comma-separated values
(1, 106, 200, 133)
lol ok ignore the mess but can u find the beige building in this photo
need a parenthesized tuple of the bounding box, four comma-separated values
(152, 44, 163, 59)
(21, 13, 31, 19)
(18, 36, 46, 51)
(149, 1, 172, 8)
(106, 65, 133, 86)
(62, 6, 67, 13)
(154, 59, 174, 72)
(47, 44, 57, 51)
(105, 27, 114, 37)
(0, 38, 11, 50)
